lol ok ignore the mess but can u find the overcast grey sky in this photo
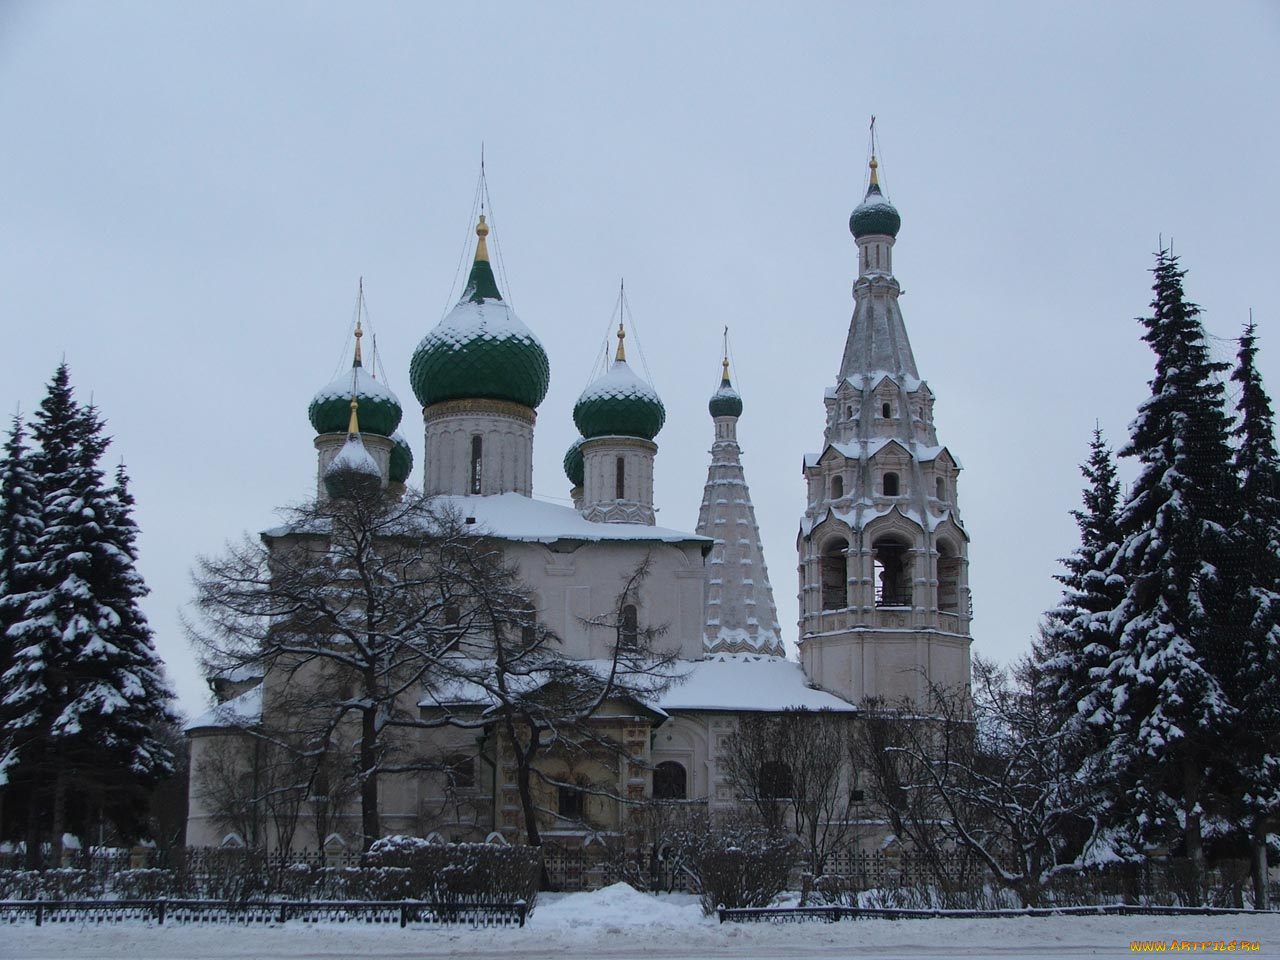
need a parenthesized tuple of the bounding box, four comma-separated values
(3, 2, 1278, 716)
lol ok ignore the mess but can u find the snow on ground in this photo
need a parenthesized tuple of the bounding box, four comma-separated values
(3, 883, 1279, 959)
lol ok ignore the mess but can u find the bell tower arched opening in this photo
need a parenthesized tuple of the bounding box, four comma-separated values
(872, 536, 911, 607)
(821, 539, 848, 611)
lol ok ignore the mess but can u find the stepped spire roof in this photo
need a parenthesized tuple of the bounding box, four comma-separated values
(696, 347, 783, 657)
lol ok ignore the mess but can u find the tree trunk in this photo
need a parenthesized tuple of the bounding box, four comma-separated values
(1251, 820, 1271, 910)
(1184, 763, 1204, 906)
(23, 792, 42, 869)
(359, 708, 379, 850)
(50, 768, 68, 868)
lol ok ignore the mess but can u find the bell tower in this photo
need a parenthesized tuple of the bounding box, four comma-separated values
(796, 143, 972, 707)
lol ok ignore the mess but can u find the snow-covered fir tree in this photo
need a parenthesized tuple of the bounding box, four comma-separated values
(2, 364, 174, 861)
(1037, 427, 1124, 734)
(0, 416, 44, 787)
(1224, 321, 1280, 905)
(1093, 251, 1239, 885)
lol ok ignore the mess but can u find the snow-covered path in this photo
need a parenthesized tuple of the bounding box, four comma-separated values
(3, 885, 1278, 959)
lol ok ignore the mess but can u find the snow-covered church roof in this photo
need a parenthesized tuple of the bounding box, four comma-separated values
(656, 655, 855, 712)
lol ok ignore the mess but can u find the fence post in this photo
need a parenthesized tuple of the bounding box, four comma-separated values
(717, 906, 726, 924)
(516, 899, 527, 928)
(277, 901, 287, 924)
(400, 902, 407, 928)
(35, 899, 42, 927)
(157, 898, 166, 926)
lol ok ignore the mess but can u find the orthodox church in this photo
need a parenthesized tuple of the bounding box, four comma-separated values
(185, 155, 972, 850)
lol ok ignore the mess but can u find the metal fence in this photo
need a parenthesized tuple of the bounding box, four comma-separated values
(0, 898, 528, 928)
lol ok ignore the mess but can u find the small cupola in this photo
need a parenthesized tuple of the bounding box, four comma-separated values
(309, 319, 403, 438)
(573, 323, 666, 441)
(574, 312, 664, 525)
(849, 153, 901, 240)
(323, 398, 383, 501)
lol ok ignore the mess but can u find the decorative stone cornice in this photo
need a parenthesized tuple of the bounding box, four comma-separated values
(423, 398, 537, 425)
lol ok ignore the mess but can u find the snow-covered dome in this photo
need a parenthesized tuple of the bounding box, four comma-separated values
(709, 367, 743, 419)
(574, 356, 665, 441)
(564, 436, 585, 488)
(310, 364, 402, 438)
(389, 431, 413, 485)
(849, 158, 900, 239)
(409, 216, 550, 411)
(323, 430, 382, 501)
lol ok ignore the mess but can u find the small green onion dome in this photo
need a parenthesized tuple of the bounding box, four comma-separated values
(310, 365, 403, 438)
(849, 174, 900, 240)
(324, 432, 382, 500)
(709, 357, 743, 418)
(388, 431, 413, 484)
(563, 436, 585, 488)
(574, 357, 665, 441)
(409, 216, 550, 411)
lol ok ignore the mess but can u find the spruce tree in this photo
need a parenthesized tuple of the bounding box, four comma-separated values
(1225, 321, 1280, 906)
(1038, 427, 1124, 731)
(3, 365, 174, 861)
(1094, 250, 1239, 889)
(0, 416, 45, 840)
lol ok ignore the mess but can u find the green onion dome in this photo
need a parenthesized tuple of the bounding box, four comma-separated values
(389, 431, 413, 484)
(849, 157, 900, 239)
(563, 436, 585, 488)
(574, 356, 665, 441)
(709, 358, 743, 418)
(310, 364, 403, 438)
(409, 216, 550, 411)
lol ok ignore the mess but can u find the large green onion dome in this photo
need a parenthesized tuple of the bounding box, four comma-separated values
(389, 431, 413, 484)
(563, 436, 585, 487)
(573, 326, 665, 441)
(409, 216, 550, 411)
(310, 324, 403, 437)
(849, 156, 901, 239)
(708, 358, 743, 418)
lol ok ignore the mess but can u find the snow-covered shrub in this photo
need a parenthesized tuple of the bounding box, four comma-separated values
(682, 823, 797, 915)
(363, 837, 540, 909)
(112, 868, 181, 900)
(0, 870, 43, 900)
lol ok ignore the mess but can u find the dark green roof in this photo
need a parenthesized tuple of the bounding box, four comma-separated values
(709, 377, 743, 418)
(563, 436, 585, 487)
(849, 183, 901, 239)
(309, 365, 403, 437)
(409, 263, 550, 410)
(573, 360, 665, 441)
(389, 432, 413, 484)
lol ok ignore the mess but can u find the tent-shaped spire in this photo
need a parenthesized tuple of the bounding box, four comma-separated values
(696, 343, 784, 657)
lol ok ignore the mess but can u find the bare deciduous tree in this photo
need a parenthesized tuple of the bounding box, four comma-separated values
(722, 708, 863, 878)
(191, 491, 527, 850)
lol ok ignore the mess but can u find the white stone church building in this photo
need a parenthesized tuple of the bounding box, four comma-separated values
(185, 156, 973, 851)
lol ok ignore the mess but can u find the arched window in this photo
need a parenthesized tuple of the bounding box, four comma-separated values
(935, 476, 945, 501)
(759, 760, 793, 799)
(883, 472, 900, 496)
(653, 761, 687, 800)
(938, 543, 960, 613)
(881, 402, 891, 418)
(615, 456, 626, 500)
(845, 404, 854, 420)
(470, 435, 483, 494)
(446, 754, 475, 791)
(873, 537, 911, 607)
(830, 474, 844, 500)
(821, 540, 847, 611)
(620, 604, 638, 648)
(444, 603, 460, 626)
